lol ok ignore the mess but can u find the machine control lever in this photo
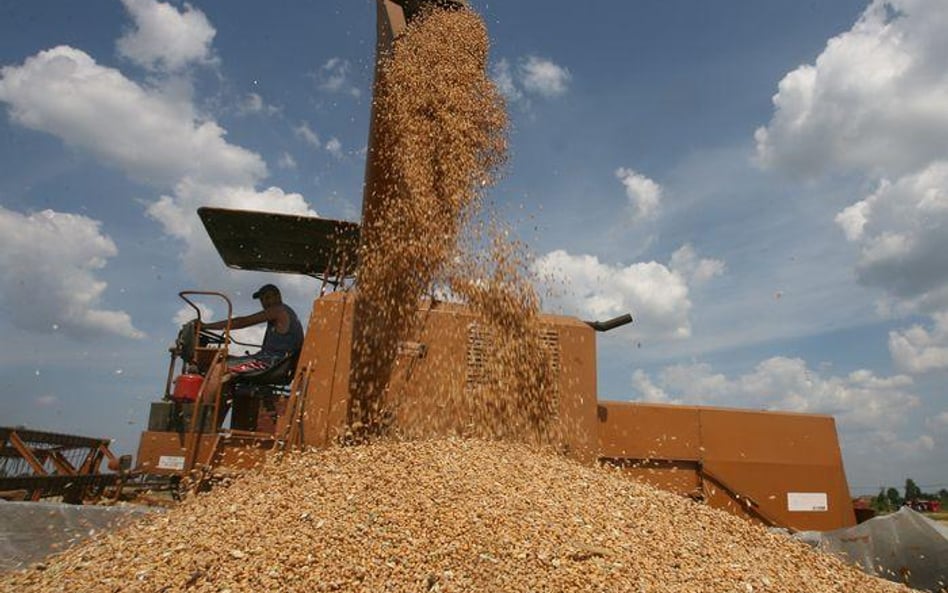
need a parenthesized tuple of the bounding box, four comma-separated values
(584, 313, 633, 332)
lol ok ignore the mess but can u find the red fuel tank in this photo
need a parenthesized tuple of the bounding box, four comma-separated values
(172, 374, 203, 402)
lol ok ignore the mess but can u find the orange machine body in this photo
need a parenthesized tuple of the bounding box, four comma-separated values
(282, 291, 601, 463)
(597, 401, 856, 531)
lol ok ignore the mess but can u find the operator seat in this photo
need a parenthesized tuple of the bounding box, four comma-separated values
(233, 349, 301, 387)
(229, 349, 301, 433)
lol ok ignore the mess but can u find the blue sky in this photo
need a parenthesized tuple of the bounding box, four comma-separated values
(1, 0, 946, 495)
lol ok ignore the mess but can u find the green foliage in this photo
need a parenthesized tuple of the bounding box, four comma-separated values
(871, 480, 947, 512)
(871, 489, 892, 513)
(905, 478, 923, 500)
(886, 487, 902, 508)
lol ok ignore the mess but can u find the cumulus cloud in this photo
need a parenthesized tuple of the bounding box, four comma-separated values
(520, 56, 571, 98)
(533, 247, 724, 341)
(755, 0, 948, 179)
(632, 357, 919, 442)
(0, 206, 143, 339)
(615, 167, 662, 221)
(0, 41, 322, 318)
(117, 0, 216, 72)
(836, 162, 948, 309)
(669, 244, 726, 286)
(147, 179, 316, 280)
(0, 46, 266, 187)
(889, 312, 948, 373)
(757, 0, 948, 373)
(490, 59, 523, 104)
(316, 57, 361, 98)
(491, 55, 570, 108)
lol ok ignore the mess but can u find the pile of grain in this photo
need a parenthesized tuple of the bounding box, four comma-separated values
(1, 439, 913, 592)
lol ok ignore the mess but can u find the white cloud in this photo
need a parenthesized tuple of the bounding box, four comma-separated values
(631, 369, 676, 404)
(491, 55, 570, 108)
(277, 151, 297, 170)
(0, 44, 324, 308)
(229, 325, 267, 356)
(836, 162, 948, 310)
(926, 411, 948, 432)
(0, 46, 266, 187)
(520, 56, 571, 98)
(615, 167, 662, 221)
(757, 0, 948, 379)
(146, 179, 317, 282)
(632, 357, 919, 446)
(669, 244, 726, 286)
(295, 121, 321, 149)
(325, 137, 343, 159)
(293, 123, 342, 159)
(117, 0, 216, 72)
(755, 0, 948, 179)
(173, 302, 214, 326)
(490, 59, 523, 105)
(317, 57, 361, 98)
(238, 92, 279, 116)
(0, 206, 143, 339)
(534, 247, 723, 341)
(889, 312, 948, 373)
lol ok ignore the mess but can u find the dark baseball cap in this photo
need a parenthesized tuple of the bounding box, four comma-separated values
(252, 283, 280, 299)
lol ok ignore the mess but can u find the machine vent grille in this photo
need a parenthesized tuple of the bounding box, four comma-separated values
(465, 324, 561, 393)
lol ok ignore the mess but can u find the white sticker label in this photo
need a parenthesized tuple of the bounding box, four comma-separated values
(157, 455, 185, 471)
(788, 492, 828, 512)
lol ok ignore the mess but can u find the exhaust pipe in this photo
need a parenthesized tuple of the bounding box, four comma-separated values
(585, 313, 633, 333)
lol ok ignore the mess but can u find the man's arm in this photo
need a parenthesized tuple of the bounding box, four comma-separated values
(204, 307, 281, 331)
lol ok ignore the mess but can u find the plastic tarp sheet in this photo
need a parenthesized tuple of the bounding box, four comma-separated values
(795, 507, 948, 592)
(0, 501, 162, 572)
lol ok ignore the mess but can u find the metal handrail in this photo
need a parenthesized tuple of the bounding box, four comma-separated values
(179, 291, 234, 350)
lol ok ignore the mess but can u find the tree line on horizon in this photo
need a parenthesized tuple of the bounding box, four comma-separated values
(869, 478, 947, 513)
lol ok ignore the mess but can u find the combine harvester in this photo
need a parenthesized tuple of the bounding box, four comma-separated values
(135, 0, 855, 535)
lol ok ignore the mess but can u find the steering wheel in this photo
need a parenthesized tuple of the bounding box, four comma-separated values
(176, 320, 198, 363)
(199, 327, 226, 346)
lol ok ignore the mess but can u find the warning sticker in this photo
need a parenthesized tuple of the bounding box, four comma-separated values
(157, 455, 185, 471)
(788, 492, 828, 512)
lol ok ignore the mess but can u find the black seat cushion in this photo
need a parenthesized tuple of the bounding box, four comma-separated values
(234, 350, 300, 386)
